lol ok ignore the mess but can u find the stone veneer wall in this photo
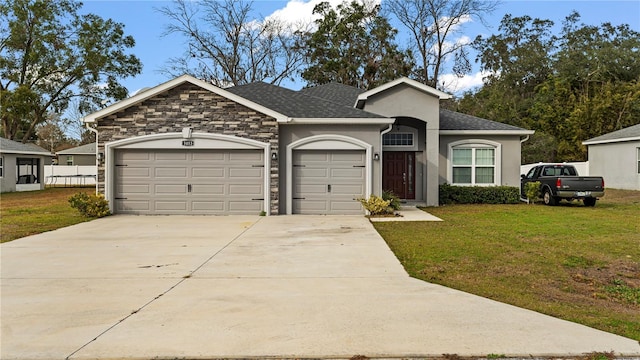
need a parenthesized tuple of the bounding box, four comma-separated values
(96, 83, 279, 214)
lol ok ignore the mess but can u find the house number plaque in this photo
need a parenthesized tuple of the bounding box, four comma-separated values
(182, 140, 195, 146)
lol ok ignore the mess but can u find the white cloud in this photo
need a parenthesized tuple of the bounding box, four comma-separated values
(440, 70, 491, 95)
(265, 0, 381, 31)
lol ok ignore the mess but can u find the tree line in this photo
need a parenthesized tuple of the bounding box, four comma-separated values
(458, 12, 640, 162)
(2, 0, 638, 162)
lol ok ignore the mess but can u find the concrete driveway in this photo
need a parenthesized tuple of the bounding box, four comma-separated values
(1, 215, 639, 359)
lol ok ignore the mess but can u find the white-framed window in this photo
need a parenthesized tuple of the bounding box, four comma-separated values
(66, 155, 73, 166)
(383, 126, 419, 151)
(448, 140, 501, 186)
(383, 132, 414, 146)
(637, 147, 640, 174)
(0, 156, 3, 178)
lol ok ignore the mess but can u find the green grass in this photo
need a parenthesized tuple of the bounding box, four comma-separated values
(374, 189, 640, 341)
(1, 187, 97, 243)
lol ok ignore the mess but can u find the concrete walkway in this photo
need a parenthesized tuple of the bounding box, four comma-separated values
(369, 205, 443, 222)
(1, 215, 639, 359)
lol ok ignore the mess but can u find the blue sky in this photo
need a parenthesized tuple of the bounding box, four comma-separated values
(81, 0, 640, 95)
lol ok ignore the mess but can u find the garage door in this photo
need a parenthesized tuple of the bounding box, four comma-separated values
(114, 149, 264, 215)
(293, 150, 366, 215)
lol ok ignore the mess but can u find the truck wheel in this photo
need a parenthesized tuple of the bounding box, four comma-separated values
(543, 189, 557, 206)
(583, 198, 597, 207)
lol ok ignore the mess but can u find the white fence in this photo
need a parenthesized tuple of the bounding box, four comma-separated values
(44, 165, 97, 186)
(520, 162, 589, 176)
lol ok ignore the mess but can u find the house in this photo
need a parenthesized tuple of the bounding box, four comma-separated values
(0, 137, 54, 193)
(83, 75, 533, 215)
(56, 143, 96, 166)
(583, 123, 640, 190)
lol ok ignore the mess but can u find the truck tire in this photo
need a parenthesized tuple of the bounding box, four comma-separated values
(543, 189, 557, 206)
(583, 197, 597, 207)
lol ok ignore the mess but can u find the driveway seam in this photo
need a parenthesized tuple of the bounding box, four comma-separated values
(64, 217, 263, 360)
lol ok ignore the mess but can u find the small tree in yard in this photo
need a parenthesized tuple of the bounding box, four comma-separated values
(524, 181, 541, 204)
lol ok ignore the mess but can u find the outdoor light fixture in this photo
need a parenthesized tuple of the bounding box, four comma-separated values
(182, 127, 193, 139)
(373, 153, 380, 161)
(271, 152, 278, 161)
(97, 152, 104, 162)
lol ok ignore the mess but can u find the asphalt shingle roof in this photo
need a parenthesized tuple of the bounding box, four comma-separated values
(584, 123, 640, 143)
(226, 82, 385, 119)
(298, 83, 365, 108)
(0, 137, 52, 155)
(57, 143, 96, 155)
(439, 109, 529, 131)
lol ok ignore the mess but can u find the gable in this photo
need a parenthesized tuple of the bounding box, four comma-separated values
(84, 75, 287, 123)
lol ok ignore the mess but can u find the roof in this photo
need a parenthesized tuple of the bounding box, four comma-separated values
(57, 143, 96, 155)
(83, 75, 289, 123)
(226, 82, 390, 122)
(0, 137, 53, 156)
(356, 77, 452, 108)
(298, 83, 365, 108)
(583, 123, 640, 145)
(439, 109, 534, 135)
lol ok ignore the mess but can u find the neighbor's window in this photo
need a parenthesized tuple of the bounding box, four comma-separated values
(383, 132, 414, 146)
(0, 156, 3, 178)
(66, 155, 74, 166)
(452, 147, 496, 185)
(637, 147, 640, 174)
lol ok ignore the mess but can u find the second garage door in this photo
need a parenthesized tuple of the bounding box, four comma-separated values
(293, 150, 366, 215)
(114, 149, 264, 215)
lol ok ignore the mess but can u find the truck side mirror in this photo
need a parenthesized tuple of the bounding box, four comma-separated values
(520, 174, 526, 179)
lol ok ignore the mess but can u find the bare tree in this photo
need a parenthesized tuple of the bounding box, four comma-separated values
(386, 0, 499, 88)
(158, 0, 304, 87)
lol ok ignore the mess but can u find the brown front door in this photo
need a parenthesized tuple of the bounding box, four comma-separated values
(382, 152, 415, 199)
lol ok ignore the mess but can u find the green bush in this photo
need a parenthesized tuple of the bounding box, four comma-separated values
(382, 190, 401, 211)
(439, 184, 520, 205)
(524, 181, 542, 204)
(357, 195, 392, 215)
(68, 192, 111, 218)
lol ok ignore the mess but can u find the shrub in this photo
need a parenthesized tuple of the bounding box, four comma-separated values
(524, 181, 542, 204)
(382, 190, 401, 211)
(439, 184, 520, 204)
(68, 192, 111, 218)
(357, 195, 392, 215)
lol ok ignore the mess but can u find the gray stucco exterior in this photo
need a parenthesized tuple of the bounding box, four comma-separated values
(358, 83, 443, 206)
(584, 124, 640, 190)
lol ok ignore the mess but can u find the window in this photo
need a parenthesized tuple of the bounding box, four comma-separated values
(66, 155, 74, 166)
(449, 140, 501, 186)
(637, 148, 640, 174)
(0, 157, 3, 178)
(383, 132, 414, 146)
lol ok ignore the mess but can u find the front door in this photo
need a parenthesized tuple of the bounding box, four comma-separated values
(383, 152, 415, 199)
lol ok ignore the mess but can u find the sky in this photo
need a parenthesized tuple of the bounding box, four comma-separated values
(80, 0, 640, 96)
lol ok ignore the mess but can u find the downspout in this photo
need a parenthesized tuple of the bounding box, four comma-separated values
(520, 134, 531, 203)
(379, 124, 393, 195)
(84, 121, 99, 195)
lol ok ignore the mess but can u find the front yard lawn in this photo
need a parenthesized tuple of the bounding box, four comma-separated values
(374, 189, 640, 341)
(1, 187, 96, 243)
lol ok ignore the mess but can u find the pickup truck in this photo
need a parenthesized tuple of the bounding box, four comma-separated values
(521, 164, 605, 206)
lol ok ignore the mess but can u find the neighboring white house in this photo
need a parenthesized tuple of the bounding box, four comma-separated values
(583, 123, 640, 190)
(0, 137, 54, 193)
